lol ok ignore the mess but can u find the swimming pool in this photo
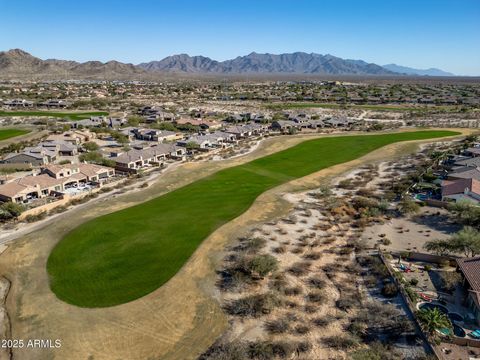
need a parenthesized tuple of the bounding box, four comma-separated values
(448, 312, 464, 322)
(418, 302, 467, 338)
(419, 302, 448, 314)
(453, 324, 466, 338)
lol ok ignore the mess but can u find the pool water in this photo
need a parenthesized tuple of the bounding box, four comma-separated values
(453, 324, 466, 338)
(419, 302, 448, 314)
(449, 313, 464, 322)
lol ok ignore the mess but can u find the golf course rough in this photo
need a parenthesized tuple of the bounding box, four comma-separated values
(47, 130, 459, 307)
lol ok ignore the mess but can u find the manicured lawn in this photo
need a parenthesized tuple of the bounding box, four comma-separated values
(0, 128, 30, 141)
(47, 130, 459, 307)
(0, 111, 108, 120)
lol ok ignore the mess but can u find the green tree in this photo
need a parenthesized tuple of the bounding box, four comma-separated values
(127, 116, 142, 127)
(397, 198, 420, 215)
(450, 226, 480, 257)
(416, 308, 451, 335)
(110, 131, 129, 145)
(424, 227, 480, 257)
(448, 201, 480, 227)
(0, 202, 25, 221)
(186, 141, 200, 151)
(83, 141, 99, 152)
(424, 239, 452, 256)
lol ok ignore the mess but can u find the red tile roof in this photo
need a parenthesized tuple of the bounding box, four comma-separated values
(457, 256, 480, 292)
(442, 178, 480, 196)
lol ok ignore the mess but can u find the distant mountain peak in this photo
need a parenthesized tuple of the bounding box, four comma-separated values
(138, 52, 397, 75)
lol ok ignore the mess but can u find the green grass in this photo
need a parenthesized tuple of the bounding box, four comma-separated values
(266, 102, 459, 112)
(0, 111, 108, 120)
(47, 130, 459, 307)
(0, 128, 30, 141)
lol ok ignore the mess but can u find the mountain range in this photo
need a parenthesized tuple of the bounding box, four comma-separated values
(382, 63, 454, 76)
(0, 49, 456, 79)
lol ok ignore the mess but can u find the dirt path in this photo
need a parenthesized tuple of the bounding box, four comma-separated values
(0, 129, 472, 360)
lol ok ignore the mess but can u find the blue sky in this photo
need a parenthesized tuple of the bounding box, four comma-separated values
(1, 0, 479, 75)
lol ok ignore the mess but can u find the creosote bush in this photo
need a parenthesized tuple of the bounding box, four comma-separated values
(224, 292, 282, 317)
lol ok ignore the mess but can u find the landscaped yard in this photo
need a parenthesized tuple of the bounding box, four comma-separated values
(0, 111, 108, 120)
(47, 130, 459, 308)
(0, 128, 30, 141)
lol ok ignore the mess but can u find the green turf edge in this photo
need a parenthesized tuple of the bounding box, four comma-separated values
(0, 111, 108, 121)
(0, 128, 31, 141)
(46, 130, 460, 308)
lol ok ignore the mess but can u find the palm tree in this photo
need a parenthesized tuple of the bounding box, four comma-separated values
(416, 308, 451, 335)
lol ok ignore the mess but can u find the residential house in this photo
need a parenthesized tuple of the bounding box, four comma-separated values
(45, 129, 96, 145)
(41, 141, 78, 156)
(114, 144, 185, 172)
(270, 120, 301, 132)
(448, 166, 480, 182)
(129, 128, 182, 142)
(177, 135, 212, 149)
(71, 117, 126, 129)
(1, 151, 50, 166)
(38, 99, 68, 108)
(307, 119, 325, 128)
(1, 141, 78, 166)
(2, 99, 34, 108)
(324, 117, 356, 128)
(453, 157, 480, 168)
(175, 118, 222, 130)
(464, 148, 480, 158)
(457, 257, 480, 325)
(441, 178, 480, 204)
(224, 125, 252, 138)
(0, 163, 114, 204)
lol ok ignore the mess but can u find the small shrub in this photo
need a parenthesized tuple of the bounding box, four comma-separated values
(307, 276, 326, 289)
(24, 211, 47, 223)
(382, 282, 398, 297)
(224, 293, 282, 317)
(293, 324, 310, 335)
(322, 335, 359, 350)
(288, 262, 311, 276)
(247, 255, 278, 277)
(199, 339, 246, 360)
(303, 252, 321, 260)
(312, 315, 335, 327)
(284, 286, 302, 296)
(244, 237, 267, 252)
(265, 318, 290, 334)
(381, 238, 392, 246)
(336, 297, 358, 312)
(306, 290, 325, 303)
(410, 278, 419, 286)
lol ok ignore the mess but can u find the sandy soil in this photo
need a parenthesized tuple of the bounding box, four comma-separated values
(0, 128, 472, 360)
(363, 207, 461, 253)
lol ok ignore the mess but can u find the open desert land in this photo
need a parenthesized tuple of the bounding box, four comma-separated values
(205, 149, 444, 359)
(0, 128, 472, 360)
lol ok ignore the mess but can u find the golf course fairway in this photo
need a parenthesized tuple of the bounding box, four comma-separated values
(47, 130, 459, 307)
(0, 128, 30, 141)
